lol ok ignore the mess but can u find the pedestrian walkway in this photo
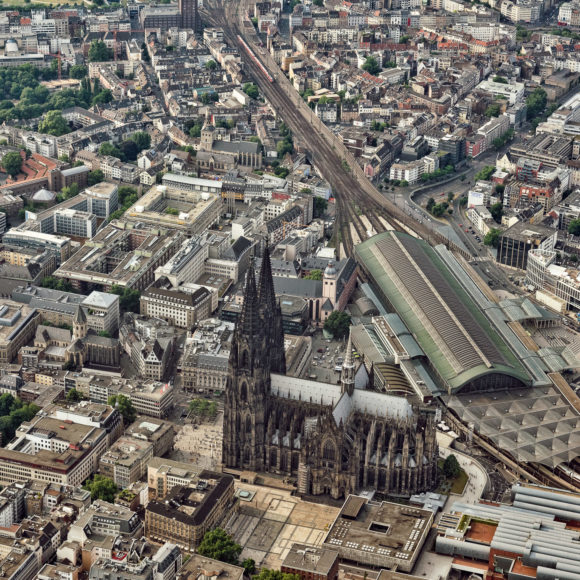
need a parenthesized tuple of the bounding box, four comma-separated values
(439, 446, 489, 512)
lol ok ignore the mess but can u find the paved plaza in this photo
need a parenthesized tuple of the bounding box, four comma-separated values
(171, 413, 223, 470)
(226, 484, 340, 569)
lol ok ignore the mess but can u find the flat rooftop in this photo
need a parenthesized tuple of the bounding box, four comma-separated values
(0, 302, 37, 345)
(55, 222, 182, 287)
(123, 184, 220, 231)
(323, 496, 433, 566)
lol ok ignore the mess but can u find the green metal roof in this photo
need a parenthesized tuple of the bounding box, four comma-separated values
(356, 232, 532, 393)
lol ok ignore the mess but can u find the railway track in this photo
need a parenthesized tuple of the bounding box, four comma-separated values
(200, 0, 430, 257)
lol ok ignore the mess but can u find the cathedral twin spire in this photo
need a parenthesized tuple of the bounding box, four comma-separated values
(234, 247, 286, 375)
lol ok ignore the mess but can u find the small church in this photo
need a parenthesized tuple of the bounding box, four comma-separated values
(65, 306, 121, 370)
(196, 122, 263, 173)
(223, 249, 439, 499)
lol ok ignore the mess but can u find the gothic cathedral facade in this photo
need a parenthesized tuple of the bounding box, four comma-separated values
(223, 249, 439, 499)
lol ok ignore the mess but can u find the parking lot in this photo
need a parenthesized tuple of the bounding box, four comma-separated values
(307, 333, 354, 384)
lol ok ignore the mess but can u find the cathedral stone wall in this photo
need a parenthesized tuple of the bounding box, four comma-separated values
(223, 249, 439, 499)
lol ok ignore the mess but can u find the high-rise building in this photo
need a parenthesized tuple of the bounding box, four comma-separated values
(179, 0, 199, 30)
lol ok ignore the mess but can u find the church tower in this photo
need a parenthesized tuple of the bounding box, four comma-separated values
(72, 306, 87, 342)
(223, 262, 271, 471)
(341, 331, 355, 396)
(257, 247, 286, 374)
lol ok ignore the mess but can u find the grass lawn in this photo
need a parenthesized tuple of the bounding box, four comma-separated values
(437, 459, 469, 495)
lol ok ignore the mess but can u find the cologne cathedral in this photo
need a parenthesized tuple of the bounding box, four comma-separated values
(223, 249, 438, 499)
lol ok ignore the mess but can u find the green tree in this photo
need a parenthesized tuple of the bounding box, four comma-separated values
(313, 196, 328, 218)
(99, 142, 123, 160)
(38, 110, 70, 136)
(88, 169, 104, 186)
(2, 151, 22, 178)
(493, 76, 508, 84)
(568, 219, 580, 236)
(69, 65, 88, 79)
(107, 394, 136, 425)
(443, 454, 461, 478)
(98, 331, 111, 338)
(431, 203, 447, 217)
(305, 269, 323, 280)
(110, 284, 141, 313)
(198, 528, 242, 564)
(205, 60, 217, 70)
(362, 56, 381, 75)
(426, 197, 435, 212)
(242, 559, 256, 575)
(58, 183, 79, 202)
(490, 202, 503, 224)
(243, 83, 259, 99)
(166, 207, 179, 215)
(474, 166, 495, 182)
(189, 124, 202, 138)
(526, 87, 547, 121)
(83, 474, 118, 503)
(484, 228, 501, 247)
(92, 89, 113, 106)
(66, 388, 84, 402)
(132, 131, 151, 152)
(253, 571, 300, 580)
(485, 104, 501, 118)
(324, 311, 351, 339)
(313, 0, 323, 5)
(40, 276, 74, 292)
(88, 40, 113, 62)
(0, 397, 39, 442)
(120, 139, 139, 161)
(277, 134, 294, 158)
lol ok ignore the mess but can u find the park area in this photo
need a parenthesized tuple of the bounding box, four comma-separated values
(437, 455, 469, 495)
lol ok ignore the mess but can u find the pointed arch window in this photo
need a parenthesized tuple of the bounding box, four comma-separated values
(322, 440, 336, 462)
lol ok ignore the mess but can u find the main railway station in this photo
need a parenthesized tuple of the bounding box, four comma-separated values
(356, 231, 580, 477)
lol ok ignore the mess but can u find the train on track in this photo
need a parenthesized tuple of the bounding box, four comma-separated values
(237, 35, 274, 82)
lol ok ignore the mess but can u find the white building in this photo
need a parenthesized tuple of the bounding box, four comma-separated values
(476, 78, 525, 104)
(389, 160, 424, 184)
(467, 205, 494, 235)
(526, 249, 580, 311)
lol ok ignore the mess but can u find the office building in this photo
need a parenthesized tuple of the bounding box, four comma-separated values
(282, 544, 339, 580)
(55, 222, 183, 292)
(2, 230, 72, 265)
(123, 181, 221, 236)
(99, 436, 154, 488)
(497, 221, 557, 270)
(140, 286, 212, 329)
(0, 416, 107, 486)
(322, 496, 432, 573)
(145, 473, 235, 552)
(0, 301, 40, 364)
(125, 417, 175, 457)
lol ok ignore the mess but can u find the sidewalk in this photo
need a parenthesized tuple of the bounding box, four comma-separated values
(439, 446, 489, 512)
